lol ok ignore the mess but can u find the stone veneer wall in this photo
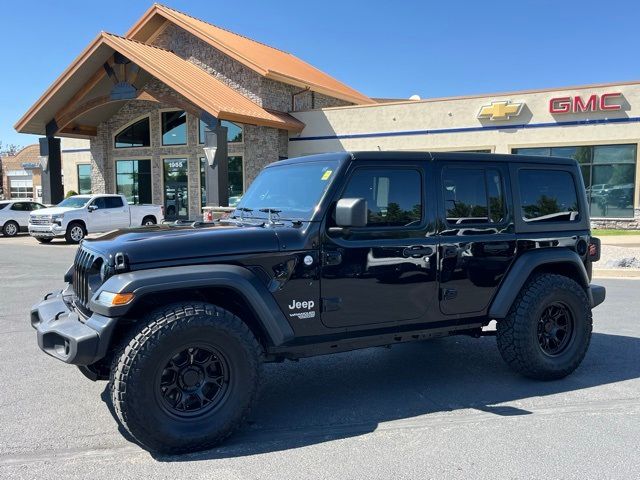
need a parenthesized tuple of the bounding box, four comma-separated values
(591, 209, 640, 230)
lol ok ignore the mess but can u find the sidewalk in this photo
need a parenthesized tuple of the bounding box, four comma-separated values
(598, 235, 640, 247)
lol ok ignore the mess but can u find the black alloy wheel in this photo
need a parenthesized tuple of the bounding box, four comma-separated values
(157, 345, 230, 418)
(537, 302, 574, 356)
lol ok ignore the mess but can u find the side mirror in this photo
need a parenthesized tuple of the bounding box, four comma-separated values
(335, 198, 368, 228)
(88, 204, 98, 212)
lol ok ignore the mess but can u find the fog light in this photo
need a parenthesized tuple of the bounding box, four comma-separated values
(96, 291, 134, 306)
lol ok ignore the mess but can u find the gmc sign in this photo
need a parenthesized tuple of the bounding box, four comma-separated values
(549, 92, 622, 114)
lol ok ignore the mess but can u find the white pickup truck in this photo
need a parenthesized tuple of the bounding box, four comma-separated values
(29, 194, 164, 244)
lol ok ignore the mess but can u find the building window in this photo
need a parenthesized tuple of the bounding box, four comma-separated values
(513, 144, 637, 218)
(198, 119, 243, 144)
(115, 160, 152, 204)
(115, 117, 150, 148)
(200, 157, 206, 209)
(77, 164, 92, 194)
(342, 168, 422, 227)
(200, 156, 244, 208)
(161, 111, 187, 146)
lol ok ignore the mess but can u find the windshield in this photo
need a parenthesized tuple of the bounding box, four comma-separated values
(234, 160, 340, 221)
(57, 197, 90, 208)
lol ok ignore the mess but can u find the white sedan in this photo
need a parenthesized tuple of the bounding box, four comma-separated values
(0, 200, 47, 237)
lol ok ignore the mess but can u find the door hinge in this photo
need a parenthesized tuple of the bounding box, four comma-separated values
(322, 297, 342, 312)
(441, 288, 458, 300)
(323, 251, 342, 266)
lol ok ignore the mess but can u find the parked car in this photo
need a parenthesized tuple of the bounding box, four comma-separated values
(31, 151, 605, 454)
(0, 200, 47, 237)
(28, 194, 164, 244)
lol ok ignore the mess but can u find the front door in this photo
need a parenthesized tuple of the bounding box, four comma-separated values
(320, 163, 438, 329)
(163, 158, 189, 220)
(437, 162, 516, 315)
(87, 197, 112, 232)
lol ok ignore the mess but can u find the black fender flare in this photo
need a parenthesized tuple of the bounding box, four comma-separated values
(489, 248, 592, 319)
(89, 264, 294, 346)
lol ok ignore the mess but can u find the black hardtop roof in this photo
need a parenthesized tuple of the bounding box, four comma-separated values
(271, 151, 577, 167)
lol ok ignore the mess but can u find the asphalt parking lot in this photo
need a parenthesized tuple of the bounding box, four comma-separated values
(1, 234, 639, 479)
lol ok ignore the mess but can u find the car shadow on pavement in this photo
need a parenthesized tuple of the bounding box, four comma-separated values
(100, 331, 640, 461)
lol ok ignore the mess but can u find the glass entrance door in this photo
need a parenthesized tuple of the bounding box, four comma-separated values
(163, 158, 189, 220)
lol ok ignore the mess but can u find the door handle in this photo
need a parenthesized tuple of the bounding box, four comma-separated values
(403, 245, 434, 258)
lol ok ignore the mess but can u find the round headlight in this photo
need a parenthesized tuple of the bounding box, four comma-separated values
(100, 261, 110, 282)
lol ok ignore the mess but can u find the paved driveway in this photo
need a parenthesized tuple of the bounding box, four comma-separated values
(1, 236, 639, 479)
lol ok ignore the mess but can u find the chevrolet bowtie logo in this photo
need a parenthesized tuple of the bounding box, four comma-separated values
(478, 100, 523, 120)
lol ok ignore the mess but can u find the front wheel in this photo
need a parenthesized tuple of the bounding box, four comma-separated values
(65, 222, 86, 244)
(2, 221, 19, 237)
(496, 274, 592, 380)
(110, 302, 263, 454)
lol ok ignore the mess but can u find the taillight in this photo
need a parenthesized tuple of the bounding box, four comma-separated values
(588, 237, 601, 262)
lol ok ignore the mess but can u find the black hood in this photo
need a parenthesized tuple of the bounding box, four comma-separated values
(82, 223, 281, 266)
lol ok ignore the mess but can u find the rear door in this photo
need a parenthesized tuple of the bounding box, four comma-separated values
(436, 162, 516, 315)
(105, 196, 130, 228)
(9, 202, 30, 227)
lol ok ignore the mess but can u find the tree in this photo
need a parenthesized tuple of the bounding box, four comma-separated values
(0, 141, 23, 156)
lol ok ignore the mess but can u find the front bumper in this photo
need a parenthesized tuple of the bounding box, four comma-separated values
(31, 288, 117, 365)
(29, 223, 66, 238)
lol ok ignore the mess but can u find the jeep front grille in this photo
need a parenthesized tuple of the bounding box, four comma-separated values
(73, 248, 98, 308)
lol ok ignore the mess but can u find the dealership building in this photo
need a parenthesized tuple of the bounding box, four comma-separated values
(15, 4, 640, 227)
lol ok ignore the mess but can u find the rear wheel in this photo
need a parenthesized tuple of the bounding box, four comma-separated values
(65, 222, 85, 243)
(110, 302, 263, 453)
(496, 274, 592, 380)
(2, 221, 19, 237)
(141, 216, 156, 226)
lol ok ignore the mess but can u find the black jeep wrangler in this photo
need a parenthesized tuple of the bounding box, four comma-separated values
(31, 151, 605, 453)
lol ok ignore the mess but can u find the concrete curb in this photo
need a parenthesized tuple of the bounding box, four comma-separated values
(593, 268, 640, 279)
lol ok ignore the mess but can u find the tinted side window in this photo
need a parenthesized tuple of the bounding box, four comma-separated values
(442, 168, 506, 224)
(104, 197, 124, 208)
(342, 168, 422, 227)
(10, 203, 26, 211)
(519, 169, 580, 222)
(92, 198, 107, 209)
(31, 203, 46, 210)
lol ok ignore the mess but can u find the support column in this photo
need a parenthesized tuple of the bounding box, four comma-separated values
(201, 114, 229, 207)
(38, 137, 63, 204)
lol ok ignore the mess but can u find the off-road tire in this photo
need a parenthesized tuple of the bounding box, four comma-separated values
(141, 216, 157, 226)
(110, 302, 263, 454)
(2, 220, 19, 237)
(496, 273, 592, 380)
(36, 237, 52, 244)
(65, 222, 86, 244)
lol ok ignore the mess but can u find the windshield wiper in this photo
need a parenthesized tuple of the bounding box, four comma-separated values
(259, 208, 282, 226)
(235, 207, 253, 221)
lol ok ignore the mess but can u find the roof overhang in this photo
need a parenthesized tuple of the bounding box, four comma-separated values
(15, 32, 305, 137)
(127, 4, 373, 105)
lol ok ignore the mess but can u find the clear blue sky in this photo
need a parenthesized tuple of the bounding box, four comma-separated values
(1, 0, 639, 147)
